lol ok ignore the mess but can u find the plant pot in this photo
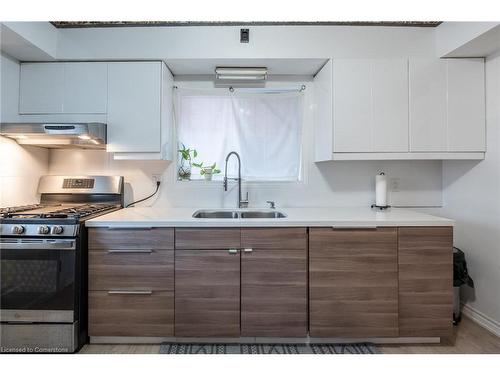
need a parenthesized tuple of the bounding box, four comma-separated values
(203, 168, 213, 181)
(178, 157, 192, 180)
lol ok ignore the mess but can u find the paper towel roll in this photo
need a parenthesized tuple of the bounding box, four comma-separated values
(375, 172, 387, 207)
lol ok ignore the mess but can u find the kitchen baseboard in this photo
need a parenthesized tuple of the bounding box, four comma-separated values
(89, 336, 441, 345)
(462, 303, 500, 338)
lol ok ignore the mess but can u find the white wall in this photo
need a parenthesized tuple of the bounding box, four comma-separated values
(55, 25, 436, 60)
(49, 80, 443, 209)
(0, 53, 49, 206)
(441, 51, 500, 333)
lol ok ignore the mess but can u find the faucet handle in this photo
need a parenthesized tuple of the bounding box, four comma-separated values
(240, 192, 249, 208)
(266, 200, 276, 209)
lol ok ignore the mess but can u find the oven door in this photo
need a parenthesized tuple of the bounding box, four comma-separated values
(0, 238, 76, 323)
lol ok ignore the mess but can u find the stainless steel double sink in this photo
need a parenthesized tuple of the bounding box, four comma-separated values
(192, 209, 287, 219)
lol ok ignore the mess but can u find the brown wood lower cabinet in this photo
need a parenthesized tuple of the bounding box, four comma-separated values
(309, 227, 399, 337)
(88, 227, 175, 338)
(175, 249, 241, 337)
(88, 291, 174, 337)
(88, 225, 453, 340)
(241, 248, 308, 337)
(398, 227, 453, 337)
(240, 228, 308, 337)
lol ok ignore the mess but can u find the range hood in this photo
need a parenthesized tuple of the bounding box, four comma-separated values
(0, 122, 107, 149)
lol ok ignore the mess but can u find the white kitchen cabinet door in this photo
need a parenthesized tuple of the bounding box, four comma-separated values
(371, 59, 408, 152)
(19, 63, 65, 114)
(333, 59, 408, 153)
(409, 59, 448, 152)
(447, 59, 485, 152)
(107, 62, 162, 153)
(313, 60, 334, 162)
(63, 63, 107, 114)
(333, 60, 371, 152)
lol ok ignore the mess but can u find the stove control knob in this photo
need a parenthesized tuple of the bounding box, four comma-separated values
(11, 225, 25, 234)
(52, 225, 64, 235)
(38, 225, 51, 235)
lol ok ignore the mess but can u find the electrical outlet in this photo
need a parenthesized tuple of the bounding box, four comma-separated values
(390, 178, 400, 192)
(152, 174, 162, 184)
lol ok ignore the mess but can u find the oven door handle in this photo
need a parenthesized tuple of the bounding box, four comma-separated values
(0, 240, 76, 250)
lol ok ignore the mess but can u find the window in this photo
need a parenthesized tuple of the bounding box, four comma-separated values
(176, 89, 304, 181)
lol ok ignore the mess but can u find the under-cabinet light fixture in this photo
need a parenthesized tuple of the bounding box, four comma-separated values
(215, 67, 268, 81)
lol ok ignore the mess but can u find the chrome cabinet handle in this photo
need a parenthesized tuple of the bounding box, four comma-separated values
(106, 227, 153, 230)
(331, 225, 378, 229)
(243, 248, 253, 253)
(228, 249, 238, 254)
(107, 249, 153, 254)
(107, 290, 153, 295)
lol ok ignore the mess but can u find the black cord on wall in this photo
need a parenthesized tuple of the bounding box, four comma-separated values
(125, 181, 161, 208)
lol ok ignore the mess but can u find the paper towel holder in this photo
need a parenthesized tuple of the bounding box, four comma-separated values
(372, 171, 391, 210)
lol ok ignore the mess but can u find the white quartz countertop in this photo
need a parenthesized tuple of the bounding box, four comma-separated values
(85, 207, 453, 228)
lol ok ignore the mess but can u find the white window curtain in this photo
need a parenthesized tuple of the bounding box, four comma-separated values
(175, 88, 303, 181)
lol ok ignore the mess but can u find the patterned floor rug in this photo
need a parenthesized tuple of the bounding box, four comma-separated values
(159, 342, 379, 354)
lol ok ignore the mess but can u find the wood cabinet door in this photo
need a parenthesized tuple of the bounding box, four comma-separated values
(175, 249, 240, 337)
(309, 227, 399, 337)
(241, 248, 308, 337)
(398, 227, 453, 337)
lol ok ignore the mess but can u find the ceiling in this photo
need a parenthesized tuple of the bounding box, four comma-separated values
(50, 21, 442, 28)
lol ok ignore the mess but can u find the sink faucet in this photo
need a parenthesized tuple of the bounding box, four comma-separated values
(223, 151, 248, 209)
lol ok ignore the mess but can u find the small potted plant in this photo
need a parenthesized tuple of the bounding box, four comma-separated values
(178, 144, 198, 180)
(193, 162, 221, 181)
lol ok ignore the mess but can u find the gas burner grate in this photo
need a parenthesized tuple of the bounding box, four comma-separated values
(0, 204, 48, 216)
(47, 203, 120, 219)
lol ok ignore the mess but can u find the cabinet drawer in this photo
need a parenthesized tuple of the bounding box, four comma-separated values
(241, 227, 307, 250)
(175, 228, 240, 249)
(89, 250, 174, 291)
(89, 291, 174, 337)
(88, 227, 174, 250)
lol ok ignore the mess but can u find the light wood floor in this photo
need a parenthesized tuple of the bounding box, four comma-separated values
(79, 317, 500, 354)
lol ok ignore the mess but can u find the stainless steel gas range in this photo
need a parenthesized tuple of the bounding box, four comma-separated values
(0, 175, 123, 353)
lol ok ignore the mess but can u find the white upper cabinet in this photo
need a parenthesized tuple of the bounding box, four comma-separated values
(19, 62, 107, 114)
(314, 57, 485, 161)
(333, 60, 372, 152)
(313, 60, 333, 162)
(107, 61, 172, 158)
(17, 61, 174, 160)
(20, 63, 65, 114)
(446, 59, 485, 152)
(410, 58, 485, 153)
(371, 60, 409, 152)
(333, 59, 408, 153)
(409, 59, 448, 152)
(63, 62, 108, 114)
